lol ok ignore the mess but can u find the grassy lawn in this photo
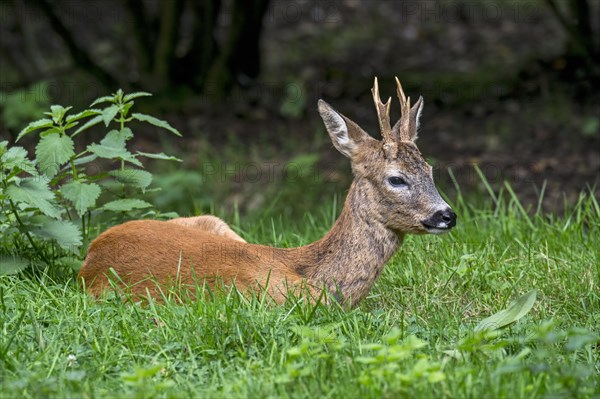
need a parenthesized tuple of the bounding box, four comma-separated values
(1, 191, 598, 398)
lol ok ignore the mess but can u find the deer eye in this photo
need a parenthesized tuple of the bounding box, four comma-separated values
(388, 176, 407, 187)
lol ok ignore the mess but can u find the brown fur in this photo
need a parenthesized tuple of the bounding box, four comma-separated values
(78, 78, 455, 307)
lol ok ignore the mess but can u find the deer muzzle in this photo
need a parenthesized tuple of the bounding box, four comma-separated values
(421, 208, 457, 234)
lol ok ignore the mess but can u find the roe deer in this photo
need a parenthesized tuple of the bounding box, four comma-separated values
(78, 77, 457, 307)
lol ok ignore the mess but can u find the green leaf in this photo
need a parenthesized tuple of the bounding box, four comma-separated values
(39, 127, 62, 137)
(5, 177, 61, 218)
(72, 114, 103, 137)
(132, 113, 182, 136)
(35, 133, 75, 177)
(101, 199, 153, 212)
(109, 169, 153, 191)
(90, 95, 115, 107)
(61, 181, 101, 216)
(136, 151, 182, 162)
(475, 290, 537, 332)
(123, 92, 152, 101)
(31, 219, 82, 249)
(87, 128, 141, 166)
(16, 118, 54, 141)
(1, 146, 36, 175)
(66, 109, 102, 123)
(0, 255, 29, 275)
(114, 89, 124, 102)
(565, 328, 600, 351)
(73, 154, 98, 166)
(45, 105, 72, 124)
(290, 325, 338, 343)
(102, 105, 120, 127)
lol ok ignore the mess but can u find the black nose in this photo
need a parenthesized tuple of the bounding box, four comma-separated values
(440, 209, 457, 227)
(423, 208, 457, 229)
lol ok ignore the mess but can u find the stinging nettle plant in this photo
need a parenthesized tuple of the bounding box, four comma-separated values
(0, 90, 181, 275)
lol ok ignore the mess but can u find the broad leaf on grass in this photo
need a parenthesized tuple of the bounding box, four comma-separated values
(101, 198, 153, 212)
(5, 177, 61, 218)
(0, 255, 29, 275)
(61, 181, 101, 216)
(109, 169, 152, 191)
(16, 118, 54, 141)
(475, 289, 537, 332)
(136, 151, 182, 162)
(35, 133, 75, 177)
(31, 219, 82, 249)
(132, 113, 182, 136)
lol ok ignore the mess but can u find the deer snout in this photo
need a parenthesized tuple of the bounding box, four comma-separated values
(421, 208, 457, 234)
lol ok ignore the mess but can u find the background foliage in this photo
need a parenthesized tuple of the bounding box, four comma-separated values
(0, 1, 598, 397)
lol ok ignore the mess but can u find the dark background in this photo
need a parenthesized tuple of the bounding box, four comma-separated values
(1, 0, 599, 216)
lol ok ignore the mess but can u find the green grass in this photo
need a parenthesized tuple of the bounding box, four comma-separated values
(1, 190, 599, 398)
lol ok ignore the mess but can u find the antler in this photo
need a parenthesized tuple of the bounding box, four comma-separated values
(371, 77, 397, 158)
(394, 76, 423, 142)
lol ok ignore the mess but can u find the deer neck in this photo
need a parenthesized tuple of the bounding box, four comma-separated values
(292, 180, 404, 306)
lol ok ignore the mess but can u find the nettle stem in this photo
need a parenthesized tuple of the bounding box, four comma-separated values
(6, 196, 51, 266)
(70, 157, 78, 180)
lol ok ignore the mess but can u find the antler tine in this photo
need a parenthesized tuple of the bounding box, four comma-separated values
(395, 76, 412, 141)
(371, 77, 393, 142)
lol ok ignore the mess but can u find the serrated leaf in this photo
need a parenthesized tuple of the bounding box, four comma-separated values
(61, 181, 101, 216)
(90, 95, 115, 107)
(1, 146, 36, 175)
(109, 169, 153, 191)
(475, 290, 537, 332)
(123, 92, 152, 101)
(0, 255, 30, 275)
(66, 109, 102, 123)
(72, 114, 103, 137)
(87, 128, 141, 166)
(46, 105, 72, 124)
(63, 121, 79, 130)
(136, 151, 182, 162)
(31, 219, 82, 249)
(39, 127, 62, 137)
(101, 198, 153, 212)
(35, 133, 75, 177)
(16, 118, 54, 141)
(5, 177, 61, 218)
(132, 113, 182, 136)
(102, 105, 120, 127)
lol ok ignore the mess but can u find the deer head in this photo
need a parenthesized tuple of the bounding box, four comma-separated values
(318, 77, 456, 235)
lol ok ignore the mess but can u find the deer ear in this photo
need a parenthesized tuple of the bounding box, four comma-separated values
(410, 96, 424, 141)
(391, 96, 424, 142)
(318, 100, 372, 158)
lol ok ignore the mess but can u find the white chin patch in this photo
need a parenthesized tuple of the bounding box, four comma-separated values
(426, 227, 451, 235)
